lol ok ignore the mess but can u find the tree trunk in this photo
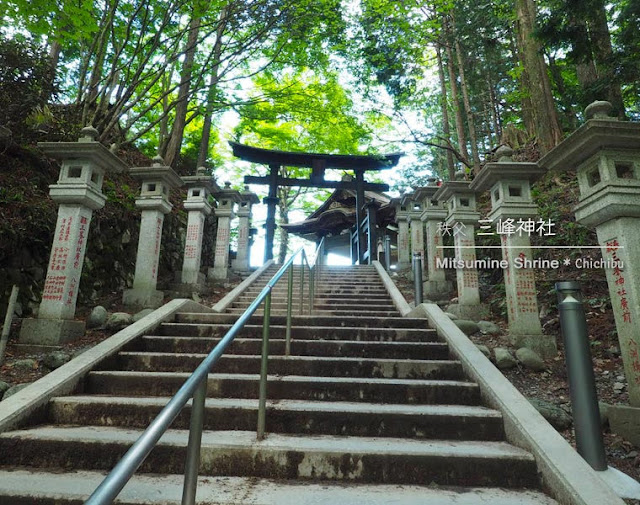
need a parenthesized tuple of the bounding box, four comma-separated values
(509, 34, 536, 138)
(548, 54, 578, 129)
(514, 0, 562, 153)
(277, 189, 290, 264)
(162, 16, 201, 167)
(452, 19, 481, 173)
(197, 8, 227, 168)
(587, 2, 626, 118)
(444, 36, 469, 165)
(435, 42, 455, 180)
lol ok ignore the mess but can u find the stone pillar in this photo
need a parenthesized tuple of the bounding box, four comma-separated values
(433, 181, 488, 320)
(123, 157, 182, 308)
(210, 182, 241, 280)
(232, 186, 259, 273)
(19, 127, 128, 345)
(402, 194, 425, 277)
(471, 146, 557, 357)
(415, 179, 452, 300)
(392, 197, 411, 270)
(539, 101, 640, 417)
(179, 168, 217, 288)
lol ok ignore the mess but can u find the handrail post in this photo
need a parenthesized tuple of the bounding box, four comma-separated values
(181, 380, 207, 505)
(285, 264, 294, 357)
(309, 266, 315, 315)
(257, 290, 272, 440)
(299, 259, 305, 315)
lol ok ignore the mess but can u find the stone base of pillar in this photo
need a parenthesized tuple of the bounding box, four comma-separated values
(609, 405, 640, 446)
(396, 261, 411, 272)
(19, 318, 85, 346)
(424, 280, 453, 301)
(509, 332, 557, 358)
(231, 259, 250, 273)
(445, 303, 489, 322)
(208, 266, 228, 280)
(122, 288, 164, 309)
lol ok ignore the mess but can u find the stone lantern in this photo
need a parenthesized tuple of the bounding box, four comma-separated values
(20, 127, 128, 345)
(392, 196, 411, 270)
(179, 167, 218, 288)
(539, 100, 640, 439)
(232, 186, 259, 273)
(210, 182, 242, 280)
(471, 146, 557, 357)
(433, 180, 488, 320)
(414, 178, 452, 300)
(401, 192, 425, 276)
(123, 156, 182, 308)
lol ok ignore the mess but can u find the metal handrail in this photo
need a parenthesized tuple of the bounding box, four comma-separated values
(85, 239, 324, 505)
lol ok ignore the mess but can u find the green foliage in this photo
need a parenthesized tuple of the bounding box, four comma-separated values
(0, 38, 56, 139)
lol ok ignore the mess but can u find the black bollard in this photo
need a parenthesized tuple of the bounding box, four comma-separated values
(413, 253, 424, 305)
(556, 281, 607, 471)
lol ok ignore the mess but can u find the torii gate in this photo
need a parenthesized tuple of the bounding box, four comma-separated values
(229, 141, 403, 263)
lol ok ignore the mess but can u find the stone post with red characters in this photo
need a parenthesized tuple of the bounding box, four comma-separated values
(179, 167, 218, 289)
(232, 186, 259, 273)
(471, 145, 557, 357)
(210, 182, 242, 280)
(123, 156, 182, 308)
(19, 127, 128, 345)
(414, 178, 452, 301)
(433, 180, 488, 320)
(539, 100, 640, 444)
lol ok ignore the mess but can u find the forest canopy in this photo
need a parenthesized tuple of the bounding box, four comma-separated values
(1, 0, 638, 201)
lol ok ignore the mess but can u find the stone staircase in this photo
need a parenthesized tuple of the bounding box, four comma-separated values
(0, 265, 558, 504)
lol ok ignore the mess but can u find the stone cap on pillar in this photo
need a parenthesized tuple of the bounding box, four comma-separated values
(182, 167, 219, 198)
(538, 101, 640, 173)
(40, 126, 128, 210)
(538, 101, 640, 227)
(433, 180, 480, 224)
(130, 156, 183, 213)
(414, 177, 447, 221)
(470, 146, 543, 219)
(400, 192, 423, 220)
(182, 167, 218, 214)
(237, 185, 260, 216)
(38, 126, 128, 176)
(213, 181, 242, 218)
(390, 194, 410, 223)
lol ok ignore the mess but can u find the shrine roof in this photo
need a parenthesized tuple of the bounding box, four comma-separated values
(281, 188, 394, 236)
(229, 142, 403, 170)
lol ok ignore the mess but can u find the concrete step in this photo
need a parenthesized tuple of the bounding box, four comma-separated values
(0, 469, 560, 505)
(230, 302, 397, 311)
(159, 323, 438, 342)
(0, 427, 539, 488)
(49, 396, 504, 440)
(241, 288, 390, 297)
(226, 308, 400, 317)
(117, 352, 464, 380)
(174, 313, 428, 329)
(87, 372, 481, 405)
(141, 336, 450, 359)
(234, 294, 393, 304)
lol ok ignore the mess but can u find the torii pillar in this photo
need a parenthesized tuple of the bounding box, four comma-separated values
(20, 127, 128, 345)
(123, 156, 182, 308)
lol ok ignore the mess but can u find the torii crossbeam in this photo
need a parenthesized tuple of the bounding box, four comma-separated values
(229, 141, 403, 263)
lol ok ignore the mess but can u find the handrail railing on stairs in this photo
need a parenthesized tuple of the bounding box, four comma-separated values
(85, 237, 326, 505)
